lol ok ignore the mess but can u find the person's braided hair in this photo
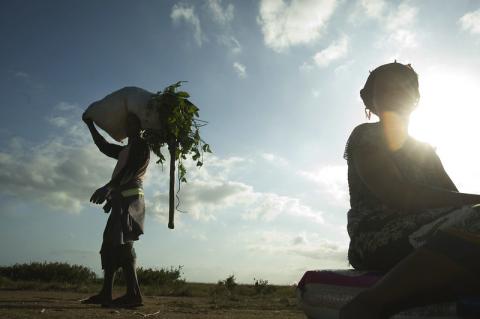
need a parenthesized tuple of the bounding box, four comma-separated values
(360, 61, 419, 119)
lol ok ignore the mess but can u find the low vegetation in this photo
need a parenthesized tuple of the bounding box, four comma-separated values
(0, 262, 297, 303)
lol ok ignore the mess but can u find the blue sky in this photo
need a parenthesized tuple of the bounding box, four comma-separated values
(2, 0, 480, 284)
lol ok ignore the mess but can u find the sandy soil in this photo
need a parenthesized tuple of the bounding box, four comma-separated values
(0, 290, 305, 319)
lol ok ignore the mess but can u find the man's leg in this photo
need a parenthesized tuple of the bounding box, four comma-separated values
(111, 242, 143, 307)
(81, 244, 118, 304)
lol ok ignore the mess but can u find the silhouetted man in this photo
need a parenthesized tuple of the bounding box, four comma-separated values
(81, 113, 150, 308)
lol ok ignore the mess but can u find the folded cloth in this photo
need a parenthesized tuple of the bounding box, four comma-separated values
(297, 269, 459, 319)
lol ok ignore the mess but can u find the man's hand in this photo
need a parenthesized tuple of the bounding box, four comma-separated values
(90, 186, 110, 205)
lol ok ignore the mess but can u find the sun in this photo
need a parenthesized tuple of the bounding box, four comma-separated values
(409, 66, 480, 192)
(409, 67, 480, 148)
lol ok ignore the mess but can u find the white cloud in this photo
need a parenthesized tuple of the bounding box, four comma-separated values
(299, 62, 314, 73)
(385, 2, 417, 31)
(459, 9, 480, 35)
(359, 0, 385, 18)
(354, 0, 418, 49)
(147, 154, 322, 225)
(233, 62, 247, 78)
(14, 71, 30, 79)
(207, 0, 234, 25)
(0, 122, 113, 213)
(257, 0, 339, 52)
(299, 164, 348, 205)
(1, 103, 323, 229)
(243, 192, 324, 224)
(54, 101, 77, 111)
(218, 35, 242, 54)
(245, 230, 348, 262)
(261, 152, 288, 166)
(313, 35, 349, 68)
(171, 3, 204, 46)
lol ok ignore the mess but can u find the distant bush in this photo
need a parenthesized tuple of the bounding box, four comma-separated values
(0, 262, 96, 284)
(116, 265, 184, 286)
(218, 274, 237, 293)
(253, 278, 276, 295)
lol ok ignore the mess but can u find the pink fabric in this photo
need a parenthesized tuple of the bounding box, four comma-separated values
(298, 270, 383, 289)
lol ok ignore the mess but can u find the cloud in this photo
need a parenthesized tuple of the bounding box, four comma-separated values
(0, 102, 128, 213)
(171, 3, 204, 46)
(14, 71, 30, 79)
(148, 154, 323, 225)
(261, 152, 288, 166)
(354, 0, 418, 49)
(299, 164, 348, 205)
(245, 230, 348, 262)
(459, 9, 480, 35)
(313, 35, 349, 68)
(218, 35, 242, 54)
(0, 133, 112, 214)
(257, 0, 339, 52)
(243, 192, 324, 224)
(384, 2, 417, 31)
(54, 101, 77, 111)
(359, 0, 385, 18)
(206, 0, 234, 25)
(1, 102, 322, 229)
(233, 62, 247, 78)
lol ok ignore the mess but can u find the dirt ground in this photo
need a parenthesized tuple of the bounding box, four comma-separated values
(0, 290, 306, 319)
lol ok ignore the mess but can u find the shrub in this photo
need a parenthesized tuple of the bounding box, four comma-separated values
(115, 265, 184, 286)
(217, 274, 237, 293)
(0, 262, 96, 284)
(253, 277, 276, 295)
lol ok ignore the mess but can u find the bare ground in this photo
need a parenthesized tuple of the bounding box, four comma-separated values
(0, 290, 305, 319)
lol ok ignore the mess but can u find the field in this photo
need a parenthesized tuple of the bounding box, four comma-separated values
(0, 263, 305, 319)
(0, 289, 304, 319)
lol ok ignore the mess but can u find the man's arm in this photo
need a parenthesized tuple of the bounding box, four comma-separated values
(105, 139, 149, 189)
(83, 115, 123, 159)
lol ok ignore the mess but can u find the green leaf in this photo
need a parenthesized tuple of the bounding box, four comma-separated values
(177, 91, 190, 98)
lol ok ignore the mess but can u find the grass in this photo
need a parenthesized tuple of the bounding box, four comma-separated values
(0, 262, 298, 302)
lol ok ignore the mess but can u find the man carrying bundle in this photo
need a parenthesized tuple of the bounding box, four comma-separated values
(81, 112, 150, 308)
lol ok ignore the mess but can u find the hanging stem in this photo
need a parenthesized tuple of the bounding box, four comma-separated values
(168, 143, 176, 229)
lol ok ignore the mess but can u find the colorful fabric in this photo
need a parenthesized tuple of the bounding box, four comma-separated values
(297, 269, 458, 318)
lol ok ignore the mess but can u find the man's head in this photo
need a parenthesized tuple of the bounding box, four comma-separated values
(360, 62, 420, 117)
(126, 113, 142, 139)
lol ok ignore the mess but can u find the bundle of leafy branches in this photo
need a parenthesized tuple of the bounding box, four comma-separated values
(142, 81, 211, 229)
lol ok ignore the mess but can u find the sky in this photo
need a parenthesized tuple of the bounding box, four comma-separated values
(2, 0, 480, 285)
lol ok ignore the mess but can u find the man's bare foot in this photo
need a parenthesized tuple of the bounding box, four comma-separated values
(102, 294, 143, 308)
(339, 291, 384, 319)
(80, 293, 111, 305)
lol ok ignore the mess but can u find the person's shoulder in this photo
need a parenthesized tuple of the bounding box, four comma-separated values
(407, 136, 437, 154)
(344, 122, 382, 159)
(348, 122, 381, 143)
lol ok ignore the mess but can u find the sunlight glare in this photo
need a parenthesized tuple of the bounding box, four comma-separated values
(409, 67, 480, 192)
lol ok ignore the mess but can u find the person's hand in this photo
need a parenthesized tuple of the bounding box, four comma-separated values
(90, 186, 110, 205)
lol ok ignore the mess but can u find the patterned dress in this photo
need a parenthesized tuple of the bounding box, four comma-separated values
(345, 122, 480, 272)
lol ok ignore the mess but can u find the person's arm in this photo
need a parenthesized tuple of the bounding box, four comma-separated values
(90, 142, 147, 205)
(353, 146, 480, 212)
(430, 151, 458, 192)
(107, 141, 148, 188)
(82, 115, 123, 159)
